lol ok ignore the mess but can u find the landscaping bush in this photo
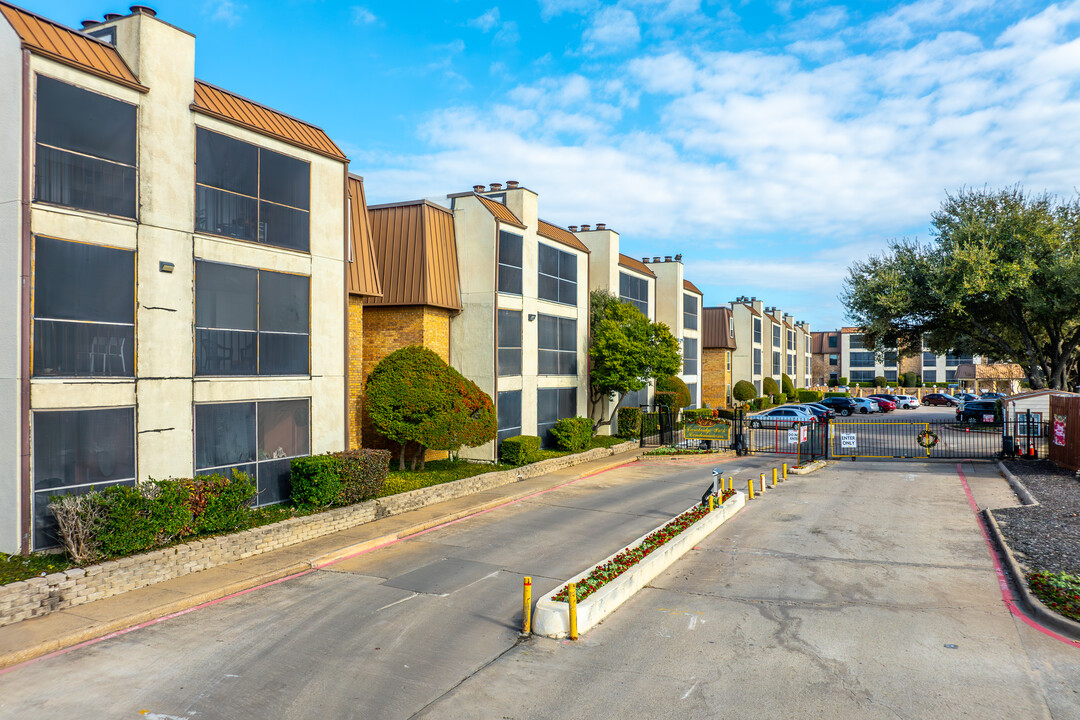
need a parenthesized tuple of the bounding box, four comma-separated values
(616, 407, 642, 438)
(335, 449, 391, 504)
(184, 471, 257, 535)
(642, 413, 660, 436)
(754, 397, 772, 411)
(798, 390, 824, 403)
(655, 376, 691, 409)
(828, 376, 838, 387)
(824, 391, 851, 398)
(774, 393, 788, 404)
(839, 376, 848, 385)
(499, 435, 542, 465)
(873, 376, 888, 387)
(901, 371, 919, 388)
(732, 380, 758, 402)
(781, 373, 796, 398)
(682, 408, 716, 422)
(762, 377, 780, 397)
(290, 455, 344, 511)
(550, 417, 593, 452)
(92, 481, 191, 559)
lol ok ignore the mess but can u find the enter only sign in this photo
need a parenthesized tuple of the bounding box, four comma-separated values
(840, 433, 857, 449)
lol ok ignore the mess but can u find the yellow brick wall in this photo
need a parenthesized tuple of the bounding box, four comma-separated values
(702, 349, 731, 409)
(356, 305, 454, 461)
(346, 296, 365, 450)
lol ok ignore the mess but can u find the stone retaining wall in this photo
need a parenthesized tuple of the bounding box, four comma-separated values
(0, 441, 636, 628)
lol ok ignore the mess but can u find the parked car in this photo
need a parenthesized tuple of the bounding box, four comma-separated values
(980, 391, 1006, 400)
(892, 394, 921, 409)
(791, 403, 833, 421)
(955, 393, 979, 403)
(820, 397, 858, 416)
(867, 394, 898, 412)
(956, 400, 999, 424)
(852, 397, 881, 414)
(748, 407, 816, 428)
(923, 393, 958, 407)
(804, 402, 836, 420)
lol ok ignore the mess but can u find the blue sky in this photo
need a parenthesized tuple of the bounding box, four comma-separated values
(32, 0, 1080, 330)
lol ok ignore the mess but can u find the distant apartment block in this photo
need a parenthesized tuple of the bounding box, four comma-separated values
(727, 297, 812, 397)
(701, 306, 736, 408)
(810, 329, 981, 385)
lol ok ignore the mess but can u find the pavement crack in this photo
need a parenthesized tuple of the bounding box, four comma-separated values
(408, 636, 530, 719)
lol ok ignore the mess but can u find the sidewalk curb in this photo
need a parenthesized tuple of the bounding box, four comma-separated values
(982, 509, 1080, 642)
(0, 451, 642, 672)
(994, 460, 1039, 506)
(790, 460, 828, 475)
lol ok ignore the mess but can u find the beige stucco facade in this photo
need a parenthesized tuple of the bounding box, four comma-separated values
(2, 10, 347, 552)
(645, 258, 702, 407)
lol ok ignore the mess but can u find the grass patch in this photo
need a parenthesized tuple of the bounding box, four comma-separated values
(380, 459, 513, 497)
(534, 436, 627, 462)
(643, 447, 718, 456)
(0, 552, 74, 585)
(1028, 570, 1080, 622)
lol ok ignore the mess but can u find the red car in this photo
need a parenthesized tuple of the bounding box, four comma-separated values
(868, 394, 897, 412)
(923, 393, 958, 407)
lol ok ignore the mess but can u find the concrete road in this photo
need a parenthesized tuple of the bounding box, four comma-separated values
(0, 455, 773, 719)
(3, 458, 1077, 719)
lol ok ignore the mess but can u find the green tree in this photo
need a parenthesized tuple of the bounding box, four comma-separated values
(874, 376, 888, 388)
(365, 346, 496, 470)
(762, 377, 780, 397)
(654, 375, 691, 410)
(589, 290, 682, 430)
(732, 380, 758, 402)
(843, 187, 1080, 389)
(781, 373, 796, 397)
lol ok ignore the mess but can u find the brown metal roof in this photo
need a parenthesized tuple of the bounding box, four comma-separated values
(347, 176, 382, 298)
(702, 307, 736, 350)
(537, 220, 589, 254)
(0, 2, 146, 91)
(475, 195, 526, 229)
(765, 313, 781, 325)
(366, 200, 461, 311)
(192, 81, 346, 161)
(683, 279, 703, 295)
(618, 255, 656, 278)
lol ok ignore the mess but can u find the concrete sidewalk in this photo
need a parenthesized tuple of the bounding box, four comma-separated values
(0, 450, 645, 671)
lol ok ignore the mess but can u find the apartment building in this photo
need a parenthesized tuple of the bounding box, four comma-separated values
(728, 297, 812, 395)
(644, 256, 703, 408)
(572, 223, 656, 428)
(811, 328, 981, 385)
(700, 306, 736, 408)
(0, 3, 360, 552)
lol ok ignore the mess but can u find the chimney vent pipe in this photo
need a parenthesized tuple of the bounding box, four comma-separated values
(104, 12, 123, 21)
(472, 185, 485, 193)
(81, 19, 100, 28)
(130, 5, 157, 16)
(506, 180, 519, 188)
(580, 224, 590, 231)
(652, 257, 660, 263)
(489, 182, 503, 191)
(596, 223, 606, 230)
(664, 255, 672, 262)
(569, 225, 578, 232)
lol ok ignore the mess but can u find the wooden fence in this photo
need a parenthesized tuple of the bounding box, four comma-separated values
(1048, 395, 1080, 471)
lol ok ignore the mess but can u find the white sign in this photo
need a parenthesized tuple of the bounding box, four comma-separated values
(841, 433, 857, 449)
(787, 428, 798, 444)
(799, 425, 808, 443)
(983, 414, 995, 423)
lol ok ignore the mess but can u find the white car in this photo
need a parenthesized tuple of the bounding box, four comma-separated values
(748, 407, 816, 428)
(852, 397, 881, 414)
(893, 394, 920, 409)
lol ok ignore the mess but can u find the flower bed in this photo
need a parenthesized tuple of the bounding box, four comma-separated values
(552, 490, 735, 603)
(642, 447, 720, 456)
(1028, 571, 1080, 622)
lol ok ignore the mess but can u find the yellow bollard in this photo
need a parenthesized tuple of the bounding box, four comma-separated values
(760, 473, 766, 494)
(783, 463, 788, 481)
(772, 468, 778, 487)
(748, 478, 755, 499)
(522, 576, 532, 634)
(728, 477, 733, 493)
(708, 495, 715, 511)
(568, 583, 578, 640)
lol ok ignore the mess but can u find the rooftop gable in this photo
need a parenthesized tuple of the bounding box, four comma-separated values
(683, 279, 703, 295)
(538, 220, 589, 254)
(346, 176, 382, 298)
(618, 254, 656, 278)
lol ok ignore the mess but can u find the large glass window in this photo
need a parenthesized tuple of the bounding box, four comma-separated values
(945, 369, 957, 381)
(33, 237, 134, 377)
(497, 390, 522, 447)
(195, 261, 309, 376)
(538, 314, 577, 375)
(946, 353, 973, 366)
(32, 408, 135, 550)
(885, 369, 898, 382)
(828, 335, 838, 348)
(923, 352, 937, 366)
(498, 231, 523, 295)
(884, 351, 898, 366)
(538, 243, 577, 305)
(497, 309, 522, 376)
(924, 369, 937, 382)
(773, 324, 781, 348)
(537, 387, 576, 447)
(829, 354, 838, 366)
(849, 334, 866, 349)
(195, 128, 310, 252)
(683, 294, 698, 330)
(849, 351, 876, 367)
(35, 76, 136, 218)
(753, 348, 762, 375)
(686, 383, 697, 409)
(619, 272, 648, 316)
(684, 337, 698, 375)
(850, 370, 875, 382)
(772, 350, 781, 375)
(195, 399, 310, 505)
(753, 318, 761, 344)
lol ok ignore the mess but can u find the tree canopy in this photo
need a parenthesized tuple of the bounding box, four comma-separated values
(365, 346, 496, 469)
(842, 187, 1080, 389)
(654, 375, 691, 410)
(589, 289, 682, 429)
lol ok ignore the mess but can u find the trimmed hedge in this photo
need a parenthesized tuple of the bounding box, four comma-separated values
(337, 449, 392, 504)
(873, 376, 888, 387)
(824, 391, 851, 398)
(551, 417, 593, 452)
(774, 393, 788, 404)
(290, 455, 343, 510)
(500, 435, 542, 465)
(616, 407, 642, 438)
(655, 376, 692, 409)
(781, 373, 796, 398)
(733, 380, 758, 402)
(290, 449, 392, 510)
(762, 377, 780, 397)
(753, 397, 772, 411)
(798, 390, 824, 403)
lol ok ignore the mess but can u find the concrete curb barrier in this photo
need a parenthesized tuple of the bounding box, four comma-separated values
(983, 509, 1080, 642)
(790, 459, 828, 475)
(994, 460, 1038, 506)
(532, 491, 746, 639)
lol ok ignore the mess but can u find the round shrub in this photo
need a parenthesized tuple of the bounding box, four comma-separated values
(873, 376, 888, 387)
(733, 380, 758, 402)
(762, 377, 780, 397)
(655, 375, 691, 409)
(781, 373, 796, 398)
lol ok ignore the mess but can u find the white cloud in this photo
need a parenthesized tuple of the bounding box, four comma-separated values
(350, 6, 376, 25)
(469, 7, 501, 32)
(583, 6, 642, 53)
(204, 0, 244, 26)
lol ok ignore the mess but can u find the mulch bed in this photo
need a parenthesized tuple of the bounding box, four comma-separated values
(992, 460, 1080, 576)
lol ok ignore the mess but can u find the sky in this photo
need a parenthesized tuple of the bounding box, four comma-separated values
(30, 0, 1080, 330)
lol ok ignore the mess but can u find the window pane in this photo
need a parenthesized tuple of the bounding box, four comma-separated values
(498, 349, 522, 376)
(537, 389, 558, 424)
(559, 351, 577, 375)
(35, 237, 134, 323)
(257, 458, 292, 505)
(196, 261, 257, 330)
(195, 128, 257, 196)
(538, 274, 559, 302)
(259, 332, 308, 375)
(35, 145, 136, 217)
(497, 309, 521, 349)
(538, 314, 557, 350)
(497, 390, 522, 445)
(34, 321, 133, 377)
(499, 231, 522, 268)
(258, 399, 310, 460)
(559, 279, 576, 305)
(33, 408, 135, 490)
(196, 329, 257, 375)
(259, 271, 309, 334)
(195, 185, 258, 242)
(558, 318, 576, 351)
(259, 200, 309, 252)
(195, 402, 256, 470)
(538, 350, 558, 375)
(36, 76, 136, 165)
(497, 265, 522, 295)
(924, 369, 937, 382)
(539, 244, 559, 276)
(559, 251, 577, 282)
(259, 149, 310, 209)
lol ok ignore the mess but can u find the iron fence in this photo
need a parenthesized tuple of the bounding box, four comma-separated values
(828, 419, 1009, 459)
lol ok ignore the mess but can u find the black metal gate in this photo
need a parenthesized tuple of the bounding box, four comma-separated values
(639, 408, 682, 447)
(827, 418, 1014, 460)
